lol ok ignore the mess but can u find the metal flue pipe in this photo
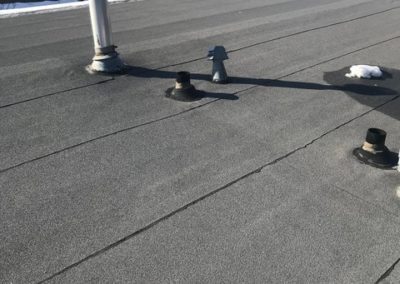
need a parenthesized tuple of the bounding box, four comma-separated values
(87, 0, 125, 74)
(89, 0, 113, 54)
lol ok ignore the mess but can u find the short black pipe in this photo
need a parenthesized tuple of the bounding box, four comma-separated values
(353, 128, 398, 169)
(176, 71, 191, 84)
(165, 71, 201, 102)
(365, 128, 386, 145)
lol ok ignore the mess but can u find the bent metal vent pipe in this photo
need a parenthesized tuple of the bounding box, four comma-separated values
(208, 46, 229, 84)
(87, 0, 125, 74)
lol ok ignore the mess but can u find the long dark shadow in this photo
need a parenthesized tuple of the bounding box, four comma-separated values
(126, 65, 398, 97)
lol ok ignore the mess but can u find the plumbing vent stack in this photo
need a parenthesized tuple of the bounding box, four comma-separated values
(87, 0, 125, 74)
(208, 46, 229, 84)
(165, 72, 200, 102)
(353, 128, 398, 169)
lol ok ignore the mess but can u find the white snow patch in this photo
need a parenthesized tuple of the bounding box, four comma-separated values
(345, 65, 383, 79)
(0, 0, 75, 10)
(0, 0, 141, 18)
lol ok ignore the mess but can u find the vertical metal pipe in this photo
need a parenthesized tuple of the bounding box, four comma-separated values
(89, 0, 113, 54)
(87, 0, 125, 74)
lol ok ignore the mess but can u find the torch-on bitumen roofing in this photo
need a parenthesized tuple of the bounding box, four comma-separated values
(1, 0, 400, 283)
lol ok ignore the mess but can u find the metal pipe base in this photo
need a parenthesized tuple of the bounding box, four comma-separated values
(87, 52, 126, 74)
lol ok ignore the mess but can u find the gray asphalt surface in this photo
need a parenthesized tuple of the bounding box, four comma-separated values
(1, 0, 400, 283)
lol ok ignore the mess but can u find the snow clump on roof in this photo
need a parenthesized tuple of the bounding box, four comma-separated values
(345, 65, 383, 79)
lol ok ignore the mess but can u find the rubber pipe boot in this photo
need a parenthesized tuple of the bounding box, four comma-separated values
(353, 128, 398, 169)
(166, 71, 200, 102)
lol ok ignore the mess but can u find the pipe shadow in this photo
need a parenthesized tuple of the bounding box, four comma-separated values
(125, 65, 400, 120)
(228, 76, 397, 96)
(196, 91, 239, 100)
(324, 67, 400, 121)
(126, 65, 397, 98)
(126, 66, 238, 100)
